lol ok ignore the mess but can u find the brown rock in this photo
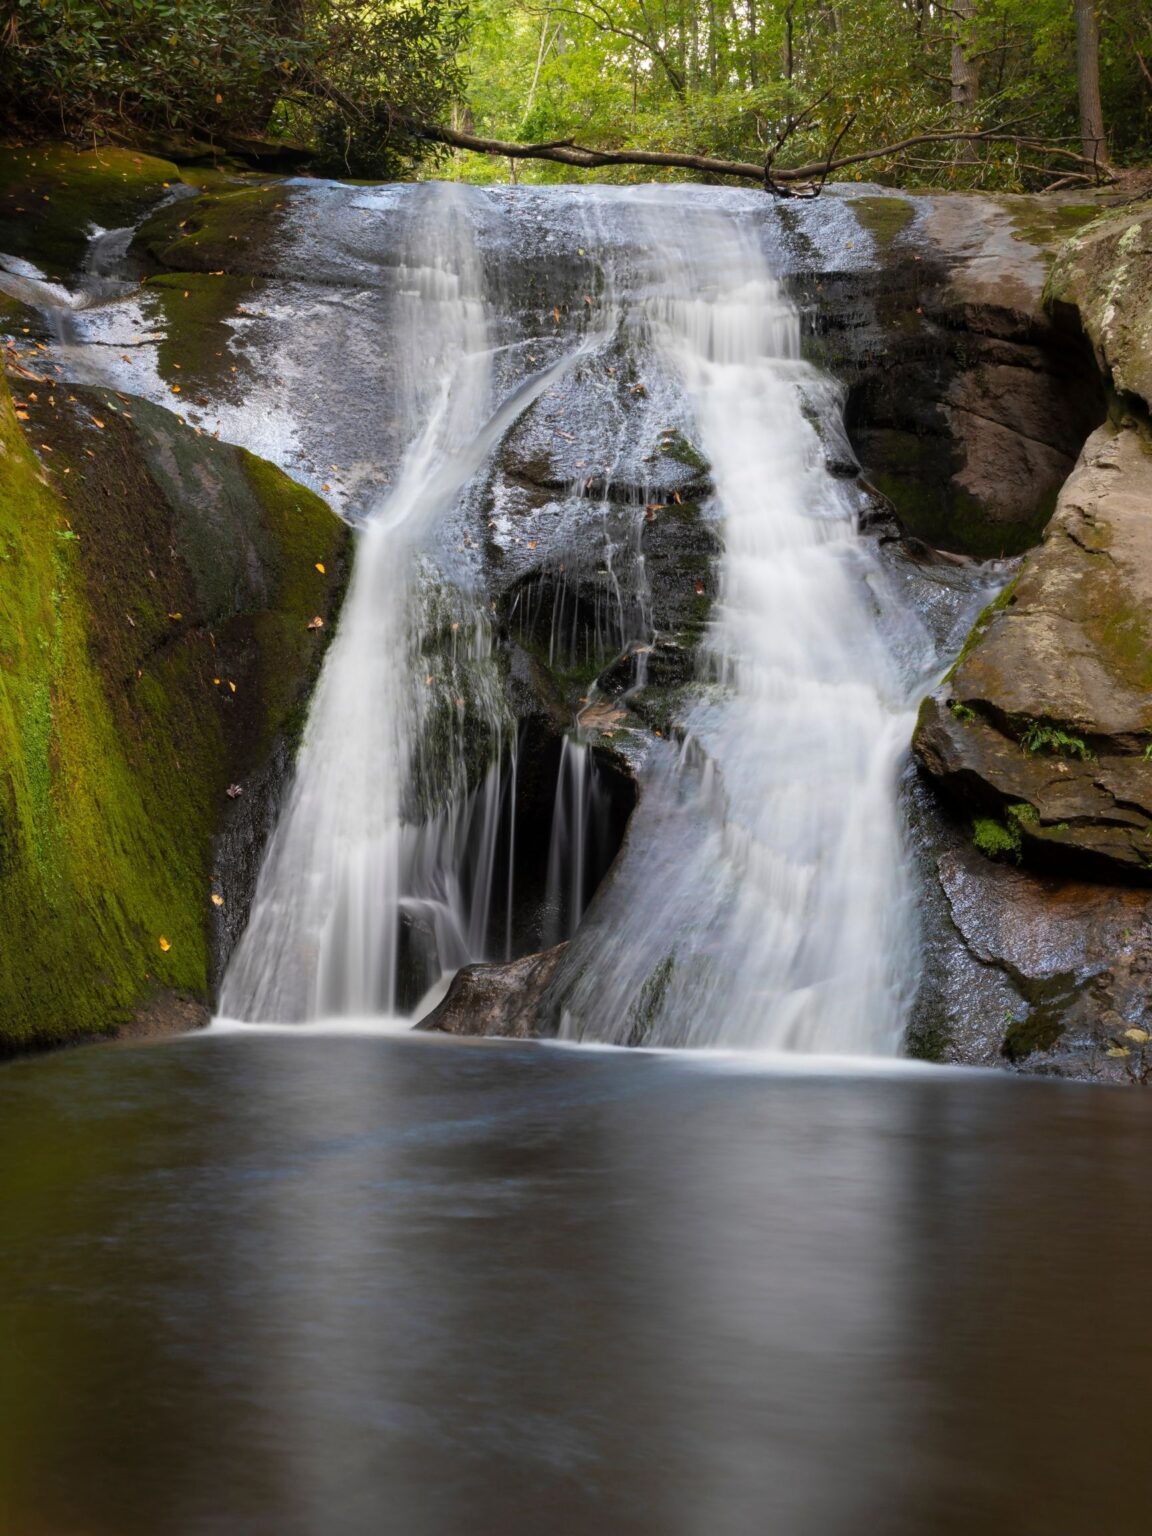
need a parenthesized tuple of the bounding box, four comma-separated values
(915, 418, 1152, 877)
(416, 944, 568, 1039)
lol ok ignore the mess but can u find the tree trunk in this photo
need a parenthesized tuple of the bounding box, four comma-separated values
(950, 0, 979, 162)
(1075, 0, 1109, 166)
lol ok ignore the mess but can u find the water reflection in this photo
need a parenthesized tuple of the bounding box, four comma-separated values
(1, 1037, 1150, 1534)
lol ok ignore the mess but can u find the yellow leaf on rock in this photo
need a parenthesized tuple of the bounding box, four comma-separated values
(1124, 1028, 1150, 1044)
(210, 893, 225, 907)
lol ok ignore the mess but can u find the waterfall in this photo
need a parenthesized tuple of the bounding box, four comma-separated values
(555, 193, 922, 1052)
(220, 186, 608, 1022)
(219, 183, 924, 1050)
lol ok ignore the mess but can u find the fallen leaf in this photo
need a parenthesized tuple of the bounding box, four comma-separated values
(226, 783, 243, 798)
(307, 615, 324, 630)
(171, 385, 181, 395)
(158, 935, 171, 952)
(167, 611, 182, 620)
(210, 892, 225, 907)
(227, 680, 237, 693)
(552, 306, 561, 323)
(694, 579, 706, 594)
(315, 562, 326, 574)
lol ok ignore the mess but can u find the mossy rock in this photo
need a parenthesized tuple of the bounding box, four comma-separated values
(849, 194, 916, 251)
(140, 271, 267, 398)
(1045, 198, 1152, 413)
(0, 144, 183, 280)
(0, 371, 349, 1053)
(134, 183, 292, 275)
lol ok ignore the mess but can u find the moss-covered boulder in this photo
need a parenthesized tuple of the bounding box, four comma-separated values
(0, 144, 185, 280)
(1047, 198, 1152, 412)
(914, 418, 1152, 879)
(0, 370, 348, 1054)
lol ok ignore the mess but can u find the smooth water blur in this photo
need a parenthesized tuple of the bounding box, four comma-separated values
(2, 1035, 1151, 1535)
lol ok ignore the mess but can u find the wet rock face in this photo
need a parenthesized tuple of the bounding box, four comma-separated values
(416, 944, 567, 1038)
(930, 836, 1152, 1077)
(914, 420, 1152, 879)
(797, 192, 1106, 557)
(1047, 201, 1152, 411)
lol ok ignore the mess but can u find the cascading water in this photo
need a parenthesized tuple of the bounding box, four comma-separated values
(220, 186, 611, 1022)
(553, 193, 925, 1052)
(216, 182, 933, 1049)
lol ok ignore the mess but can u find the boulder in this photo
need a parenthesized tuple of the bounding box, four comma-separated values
(0, 371, 349, 1053)
(804, 190, 1107, 556)
(914, 418, 1152, 879)
(416, 944, 568, 1038)
(1047, 200, 1152, 412)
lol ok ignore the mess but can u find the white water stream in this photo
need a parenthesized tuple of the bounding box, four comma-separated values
(218, 184, 926, 1049)
(557, 197, 921, 1051)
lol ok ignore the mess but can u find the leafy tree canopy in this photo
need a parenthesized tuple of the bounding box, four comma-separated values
(0, 0, 1148, 187)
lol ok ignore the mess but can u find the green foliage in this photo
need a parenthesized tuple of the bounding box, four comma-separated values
(0, 0, 465, 178)
(1, 0, 301, 139)
(948, 699, 977, 724)
(1019, 720, 1093, 760)
(972, 815, 1021, 862)
(457, 0, 1151, 189)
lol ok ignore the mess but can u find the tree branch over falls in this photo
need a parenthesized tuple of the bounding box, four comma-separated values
(410, 117, 1117, 194)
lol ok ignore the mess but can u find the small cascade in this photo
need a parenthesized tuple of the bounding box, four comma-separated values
(542, 736, 622, 947)
(219, 187, 616, 1023)
(555, 193, 927, 1052)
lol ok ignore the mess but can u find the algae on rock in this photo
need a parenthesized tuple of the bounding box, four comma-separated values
(0, 372, 348, 1052)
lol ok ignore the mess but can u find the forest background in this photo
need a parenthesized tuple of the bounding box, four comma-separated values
(1, 0, 1149, 191)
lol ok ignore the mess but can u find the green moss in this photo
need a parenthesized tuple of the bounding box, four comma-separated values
(142, 271, 265, 395)
(0, 374, 347, 1052)
(944, 573, 1020, 681)
(1086, 595, 1152, 694)
(973, 816, 1022, 862)
(658, 431, 710, 476)
(849, 194, 915, 250)
(1008, 200, 1102, 257)
(1002, 1009, 1065, 1063)
(874, 458, 1054, 558)
(0, 145, 182, 280)
(1007, 801, 1039, 826)
(135, 183, 290, 274)
(904, 1008, 951, 1064)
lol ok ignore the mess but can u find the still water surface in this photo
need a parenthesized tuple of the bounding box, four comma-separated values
(2, 1035, 1150, 1535)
